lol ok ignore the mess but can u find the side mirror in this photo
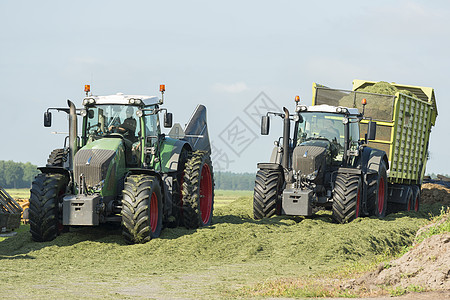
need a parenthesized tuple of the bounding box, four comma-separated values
(367, 120, 377, 141)
(261, 115, 270, 135)
(164, 112, 173, 128)
(44, 111, 52, 127)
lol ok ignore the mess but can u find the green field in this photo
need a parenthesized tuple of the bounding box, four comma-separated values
(4, 188, 30, 199)
(0, 190, 445, 299)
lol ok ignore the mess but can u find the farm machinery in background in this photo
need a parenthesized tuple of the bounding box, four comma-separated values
(0, 187, 22, 233)
(254, 80, 437, 222)
(29, 85, 214, 243)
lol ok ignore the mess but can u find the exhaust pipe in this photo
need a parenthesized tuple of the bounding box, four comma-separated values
(282, 107, 290, 170)
(68, 100, 78, 170)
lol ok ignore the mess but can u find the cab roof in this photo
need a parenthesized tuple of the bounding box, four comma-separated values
(82, 93, 159, 106)
(296, 104, 360, 115)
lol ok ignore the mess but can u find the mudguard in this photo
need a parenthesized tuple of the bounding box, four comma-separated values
(158, 137, 192, 173)
(183, 105, 211, 154)
(360, 146, 389, 174)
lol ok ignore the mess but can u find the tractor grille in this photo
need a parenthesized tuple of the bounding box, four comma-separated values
(293, 145, 326, 181)
(74, 149, 115, 188)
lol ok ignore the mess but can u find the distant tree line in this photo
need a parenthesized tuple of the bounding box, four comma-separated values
(215, 172, 256, 190)
(427, 173, 450, 179)
(0, 160, 39, 189)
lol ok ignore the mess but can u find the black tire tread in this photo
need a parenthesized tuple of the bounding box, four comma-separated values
(121, 174, 162, 244)
(29, 173, 68, 242)
(332, 173, 361, 223)
(253, 168, 282, 220)
(182, 150, 214, 229)
(46, 149, 66, 167)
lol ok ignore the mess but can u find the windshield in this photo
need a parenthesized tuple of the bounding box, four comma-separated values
(83, 105, 158, 142)
(297, 112, 360, 163)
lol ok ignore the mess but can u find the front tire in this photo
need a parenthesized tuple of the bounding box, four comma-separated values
(182, 151, 214, 229)
(332, 173, 362, 223)
(121, 175, 163, 244)
(253, 167, 283, 220)
(29, 173, 69, 242)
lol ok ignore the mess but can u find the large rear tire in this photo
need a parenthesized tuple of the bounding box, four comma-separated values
(253, 168, 283, 220)
(121, 174, 163, 244)
(182, 150, 214, 229)
(170, 148, 190, 227)
(46, 149, 66, 167)
(29, 173, 69, 242)
(332, 173, 362, 223)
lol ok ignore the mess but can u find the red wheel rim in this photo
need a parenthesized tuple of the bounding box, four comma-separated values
(150, 192, 158, 233)
(407, 194, 412, 211)
(378, 177, 385, 215)
(414, 193, 419, 212)
(356, 187, 361, 218)
(199, 163, 212, 225)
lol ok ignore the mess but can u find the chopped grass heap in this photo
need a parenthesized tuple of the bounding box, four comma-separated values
(0, 190, 445, 299)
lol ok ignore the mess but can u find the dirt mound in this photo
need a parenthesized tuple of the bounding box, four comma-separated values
(356, 233, 450, 292)
(421, 183, 450, 205)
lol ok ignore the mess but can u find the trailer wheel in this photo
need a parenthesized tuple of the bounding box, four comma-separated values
(122, 174, 163, 244)
(46, 149, 66, 167)
(368, 161, 388, 218)
(29, 173, 69, 242)
(182, 151, 214, 229)
(412, 185, 420, 212)
(402, 186, 414, 212)
(332, 173, 362, 223)
(253, 168, 283, 220)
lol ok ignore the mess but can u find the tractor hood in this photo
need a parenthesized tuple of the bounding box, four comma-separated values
(73, 138, 126, 196)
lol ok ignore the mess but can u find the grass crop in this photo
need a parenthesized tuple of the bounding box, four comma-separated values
(415, 206, 450, 244)
(0, 190, 445, 299)
(4, 188, 30, 199)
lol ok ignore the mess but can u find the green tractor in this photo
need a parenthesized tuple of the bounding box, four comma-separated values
(254, 96, 388, 223)
(29, 85, 214, 243)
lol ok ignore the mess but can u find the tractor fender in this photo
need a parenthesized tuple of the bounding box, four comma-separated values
(360, 146, 389, 174)
(160, 138, 192, 173)
(269, 146, 282, 164)
(38, 166, 71, 178)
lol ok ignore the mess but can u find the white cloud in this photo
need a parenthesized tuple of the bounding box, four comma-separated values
(211, 82, 249, 93)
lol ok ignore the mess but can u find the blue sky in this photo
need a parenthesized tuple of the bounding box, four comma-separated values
(0, 0, 449, 174)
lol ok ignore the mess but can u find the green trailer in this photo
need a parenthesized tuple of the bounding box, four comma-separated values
(312, 80, 437, 212)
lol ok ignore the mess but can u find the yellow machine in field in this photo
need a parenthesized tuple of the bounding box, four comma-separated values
(0, 186, 22, 233)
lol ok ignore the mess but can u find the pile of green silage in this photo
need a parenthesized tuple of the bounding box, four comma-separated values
(0, 194, 443, 299)
(338, 81, 418, 121)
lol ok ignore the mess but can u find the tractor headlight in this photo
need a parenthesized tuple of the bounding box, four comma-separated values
(336, 107, 348, 114)
(129, 98, 143, 105)
(82, 98, 96, 106)
(136, 110, 143, 117)
(296, 105, 308, 112)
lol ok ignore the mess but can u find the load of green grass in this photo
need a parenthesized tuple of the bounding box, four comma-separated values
(337, 81, 419, 122)
(358, 81, 418, 98)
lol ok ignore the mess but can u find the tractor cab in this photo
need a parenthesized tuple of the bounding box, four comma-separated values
(80, 94, 162, 167)
(294, 105, 361, 166)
